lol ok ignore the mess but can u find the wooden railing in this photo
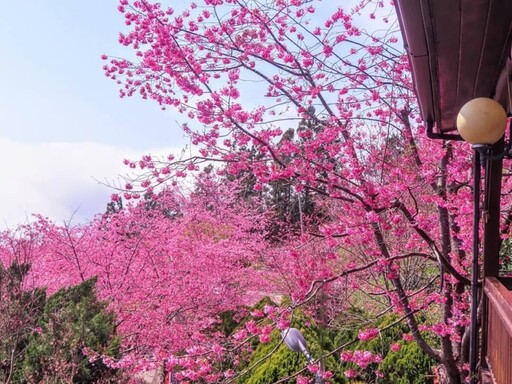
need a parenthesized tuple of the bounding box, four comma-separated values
(483, 277, 512, 384)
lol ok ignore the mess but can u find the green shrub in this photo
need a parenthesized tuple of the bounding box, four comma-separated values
(337, 313, 436, 384)
(21, 278, 124, 383)
(0, 262, 46, 383)
(222, 301, 435, 384)
(239, 309, 347, 384)
(380, 342, 435, 384)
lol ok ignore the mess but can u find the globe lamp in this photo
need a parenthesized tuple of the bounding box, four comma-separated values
(456, 97, 507, 144)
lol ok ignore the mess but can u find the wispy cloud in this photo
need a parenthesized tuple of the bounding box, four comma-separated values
(0, 138, 179, 228)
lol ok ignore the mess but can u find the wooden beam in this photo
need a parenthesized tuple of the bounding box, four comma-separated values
(481, 139, 504, 370)
(483, 139, 504, 278)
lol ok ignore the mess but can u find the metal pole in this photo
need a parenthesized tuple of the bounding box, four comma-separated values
(299, 343, 324, 384)
(469, 148, 481, 384)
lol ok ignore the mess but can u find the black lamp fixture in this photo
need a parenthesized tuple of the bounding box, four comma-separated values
(456, 97, 508, 384)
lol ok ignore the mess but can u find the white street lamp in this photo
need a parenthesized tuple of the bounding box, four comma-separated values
(281, 328, 325, 384)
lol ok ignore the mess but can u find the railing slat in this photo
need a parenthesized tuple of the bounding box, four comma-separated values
(484, 277, 512, 384)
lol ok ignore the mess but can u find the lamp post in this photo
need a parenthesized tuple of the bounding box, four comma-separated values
(281, 328, 325, 384)
(456, 97, 508, 384)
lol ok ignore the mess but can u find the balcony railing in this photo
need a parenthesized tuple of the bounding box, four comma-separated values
(483, 277, 512, 384)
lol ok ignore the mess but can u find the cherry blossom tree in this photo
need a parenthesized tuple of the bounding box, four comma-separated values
(100, 0, 512, 382)
(0, 175, 285, 378)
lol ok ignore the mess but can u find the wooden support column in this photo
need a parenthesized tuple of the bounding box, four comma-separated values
(481, 138, 504, 368)
(483, 139, 504, 277)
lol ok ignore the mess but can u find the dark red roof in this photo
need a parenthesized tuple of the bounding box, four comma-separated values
(394, 0, 512, 138)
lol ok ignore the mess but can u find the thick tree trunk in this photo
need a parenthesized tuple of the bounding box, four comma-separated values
(434, 363, 462, 384)
(444, 362, 462, 384)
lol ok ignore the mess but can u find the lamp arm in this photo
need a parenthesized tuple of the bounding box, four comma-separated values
(298, 341, 314, 364)
(298, 343, 325, 384)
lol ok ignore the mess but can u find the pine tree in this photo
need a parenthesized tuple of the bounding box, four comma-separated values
(21, 278, 124, 383)
(0, 262, 46, 384)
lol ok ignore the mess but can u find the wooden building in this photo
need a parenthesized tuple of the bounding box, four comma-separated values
(394, 1, 512, 382)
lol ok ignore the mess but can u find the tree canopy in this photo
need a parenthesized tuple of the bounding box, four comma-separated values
(2, 1, 512, 383)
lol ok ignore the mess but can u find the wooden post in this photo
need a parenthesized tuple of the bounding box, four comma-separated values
(483, 139, 504, 278)
(481, 138, 504, 369)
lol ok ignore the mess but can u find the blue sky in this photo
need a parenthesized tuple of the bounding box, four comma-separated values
(0, 0, 185, 148)
(0, 0, 393, 227)
(0, 0, 185, 226)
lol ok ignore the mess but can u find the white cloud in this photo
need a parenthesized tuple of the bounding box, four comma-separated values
(0, 138, 179, 228)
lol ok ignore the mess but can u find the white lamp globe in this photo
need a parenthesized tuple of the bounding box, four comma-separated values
(456, 97, 507, 145)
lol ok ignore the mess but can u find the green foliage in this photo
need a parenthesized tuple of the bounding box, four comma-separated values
(337, 313, 435, 384)
(216, 299, 435, 384)
(212, 298, 277, 339)
(380, 342, 436, 384)
(218, 310, 241, 337)
(499, 238, 512, 275)
(331, 308, 362, 347)
(238, 309, 347, 384)
(358, 314, 408, 355)
(0, 262, 46, 383)
(21, 278, 123, 383)
(242, 331, 303, 384)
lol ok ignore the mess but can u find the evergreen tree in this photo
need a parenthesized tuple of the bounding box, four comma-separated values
(0, 262, 46, 384)
(21, 278, 123, 383)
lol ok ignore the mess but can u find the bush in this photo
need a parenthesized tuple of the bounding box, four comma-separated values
(20, 278, 124, 383)
(380, 341, 435, 384)
(0, 262, 46, 383)
(337, 313, 435, 384)
(239, 308, 347, 384)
